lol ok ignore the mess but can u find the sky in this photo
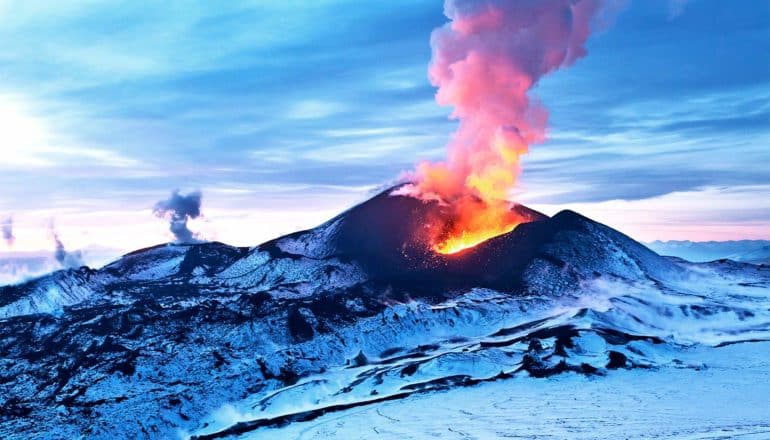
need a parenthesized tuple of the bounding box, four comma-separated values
(0, 0, 769, 262)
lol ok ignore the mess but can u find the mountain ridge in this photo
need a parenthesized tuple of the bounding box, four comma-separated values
(647, 239, 770, 264)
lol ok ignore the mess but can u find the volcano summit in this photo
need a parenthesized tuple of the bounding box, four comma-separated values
(1, 188, 769, 439)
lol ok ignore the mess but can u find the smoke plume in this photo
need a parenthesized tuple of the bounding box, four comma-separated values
(2, 217, 14, 247)
(404, 0, 613, 253)
(153, 190, 203, 243)
(414, 0, 608, 200)
(50, 227, 84, 269)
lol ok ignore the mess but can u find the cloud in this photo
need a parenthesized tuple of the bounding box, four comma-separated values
(0, 254, 59, 286)
(529, 184, 770, 241)
(153, 190, 203, 243)
(285, 100, 345, 120)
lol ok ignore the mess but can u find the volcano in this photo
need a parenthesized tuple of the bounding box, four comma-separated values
(1, 188, 769, 439)
(250, 185, 674, 296)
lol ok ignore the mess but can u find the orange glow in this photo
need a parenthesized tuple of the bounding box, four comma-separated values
(433, 221, 519, 254)
(427, 196, 525, 255)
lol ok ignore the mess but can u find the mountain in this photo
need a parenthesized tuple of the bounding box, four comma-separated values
(1, 187, 769, 439)
(647, 239, 770, 264)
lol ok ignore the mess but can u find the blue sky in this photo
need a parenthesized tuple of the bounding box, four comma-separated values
(0, 0, 768, 256)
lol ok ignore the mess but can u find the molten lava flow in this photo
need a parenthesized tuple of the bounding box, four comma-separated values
(404, 0, 609, 253)
(429, 197, 526, 255)
(433, 218, 519, 254)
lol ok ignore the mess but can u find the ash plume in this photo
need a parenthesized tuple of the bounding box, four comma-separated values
(153, 190, 203, 243)
(2, 217, 14, 247)
(411, 0, 613, 202)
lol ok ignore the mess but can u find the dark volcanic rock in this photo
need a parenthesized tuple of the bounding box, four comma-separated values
(257, 185, 679, 297)
(607, 351, 629, 369)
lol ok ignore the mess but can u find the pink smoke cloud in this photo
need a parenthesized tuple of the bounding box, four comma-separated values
(411, 0, 610, 203)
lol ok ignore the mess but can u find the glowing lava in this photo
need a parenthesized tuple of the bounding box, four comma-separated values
(429, 197, 526, 255)
(433, 222, 518, 254)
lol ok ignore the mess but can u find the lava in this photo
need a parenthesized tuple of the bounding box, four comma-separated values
(434, 222, 517, 254)
(429, 196, 526, 255)
(404, 0, 607, 254)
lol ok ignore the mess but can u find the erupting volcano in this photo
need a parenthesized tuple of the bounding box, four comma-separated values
(2, 0, 766, 438)
(403, 0, 608, 253)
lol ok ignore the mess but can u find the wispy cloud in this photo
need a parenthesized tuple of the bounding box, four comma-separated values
(285, 100, 346, 120)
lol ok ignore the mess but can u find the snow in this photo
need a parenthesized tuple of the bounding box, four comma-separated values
(0, 269, 99, 318)
(275, 218, 341, 258)
(213, 247, 364, 297)
(237, 342, 770, 439)
(184, 263, 770, 440)
(2, 194, 769, 440)
(3, 255, 768, 440)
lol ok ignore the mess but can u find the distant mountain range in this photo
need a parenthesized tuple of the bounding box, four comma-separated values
(646, 240, 770, 264)
(0, 248, 121, 286)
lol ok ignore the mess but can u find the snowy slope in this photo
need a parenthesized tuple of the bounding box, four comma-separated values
(0, 267, 103, 318)
(236, 342, 770, 440)
(187, 261, 770, 439)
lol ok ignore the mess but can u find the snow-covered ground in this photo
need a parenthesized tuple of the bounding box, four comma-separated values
(240, 342, 770, 439)
(185, 260, 770, 440)
(2, 192, 769, 439)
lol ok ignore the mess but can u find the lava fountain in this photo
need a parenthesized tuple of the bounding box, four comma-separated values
(401, 0, 612, 254)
